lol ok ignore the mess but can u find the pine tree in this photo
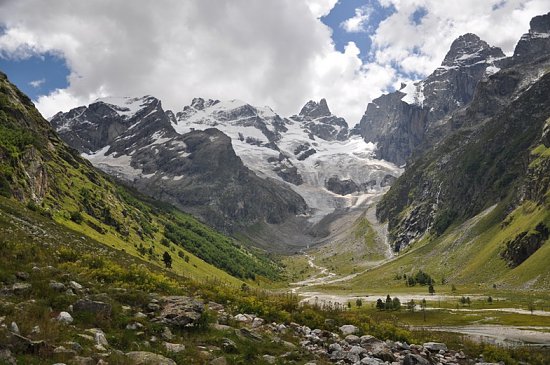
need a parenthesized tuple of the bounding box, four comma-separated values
(162, 251, 172, 268)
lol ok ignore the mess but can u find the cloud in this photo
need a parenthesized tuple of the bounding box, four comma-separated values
(0, 0, 547, 126)
(28, 78, 45, 88)
(371, 0, 550, 77)
(340, 5, 374, 33)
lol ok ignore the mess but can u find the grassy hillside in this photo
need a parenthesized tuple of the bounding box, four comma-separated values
(0, 71, 278, 284)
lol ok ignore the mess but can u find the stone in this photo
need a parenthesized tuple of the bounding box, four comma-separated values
(73, 299, 112, 317)
(71, 356, 95, 365)
(164, 342, 186, 353)
(49, 281, 66, 291)
(221, 338, 237, 353)
(251, 317, 264, 328)
(328, 343, 342, 353)
(135, 311, 148, 319)
(339, 324, 359, 335)
(147, 303, 160, 311)
(361, 357, 383, 365)
(126, 351, 177, 365)
(85, 328, 108, 346)
(31, 325, 41, 335)
(65, 289, 75, 296)
(53, 345, 76, 357)
(345, 334, 360, 344)
(350, 345, 367, 356)
(369, 342, 396, 363)
(161, 326, 173, 340)
(403, 353, 430, 365)
(57, 311, 74, 324)
(155, 296, 204, 327)
(237, 328, 262, 342)
(12, 282, 31, 294)
(262, 355, 276, 364)
(10, 322, 19, 334)
(423, 342, 448, 352)
(126, 322, 144, 330)
(234, 314, 251, 323)
(15, 272, 29, 280)
(69, 281, 83, 290)
(210, 357, 227, 365)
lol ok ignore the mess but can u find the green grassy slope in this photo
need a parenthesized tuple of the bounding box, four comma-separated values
(0, 71, 277, 284)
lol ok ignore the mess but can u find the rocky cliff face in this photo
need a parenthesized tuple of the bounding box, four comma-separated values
(50, 97, 307, 233)
(353, 33, 505, 165)
(377, 13, 550, 252)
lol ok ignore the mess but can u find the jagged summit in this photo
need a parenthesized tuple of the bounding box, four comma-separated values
(441, 33, 505, 68)
(299, 98, 331, 118)
(513, 11, 550, 61)
(189, 97, 220, 110)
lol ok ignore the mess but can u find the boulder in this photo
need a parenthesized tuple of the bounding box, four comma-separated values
(403, 353, 430, 365)
(155, 296, 204, 328)
(423, 342, 447, 352)
(68, 281, 83, 290)
(164, 342, 185, 353)
(12, 283, 31, 294)
(126, 351, 177, 365)
(345, 334, 360, 344)
(49, 281, 66, 292)
(339, 324, 359, 335)
(73, 299, 112, 317)
(210, 357, 227, 365)
(57, 311, 74, 324)
(221, 338, 237, 353)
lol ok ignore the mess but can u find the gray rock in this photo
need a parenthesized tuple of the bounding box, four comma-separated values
(49, 281, 66, 291)
(221, 338, 237, 353)
(164, 342, 185, 353)
(73, 299, 112, 317)
(345, 334, 360, 344)
(368, 342, 396, 363)
(328, 343, 342, 353)
(262, 355, 276, 364)
(9, 322, 19, 334)
(155, 296, 204, 327)
(71, 356, 95, 365)
(251, 317, 264, 328)
(339, 324, 359, 335)
(360, 357, 383, 365)
(126, 351, 177, 365)
(57, 311, 74, 324)
(403, 353, 430, 365)
(69, 281, 83, 290)
(423, 342, 447, 352)
(15, 272, 29, 280)
(12, 282, 31, 294)
(161, 326, 173, 340)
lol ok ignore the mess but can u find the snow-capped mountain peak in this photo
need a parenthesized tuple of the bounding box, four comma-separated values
(299, 98, 331, 118)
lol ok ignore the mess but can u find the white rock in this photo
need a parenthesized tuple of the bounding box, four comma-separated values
(57, 311, 74, 324)
(69, 281, 83, 290)
(10, 322, 19, 334)
(339, 324, 359, 335)
(164, 342, 186, 353)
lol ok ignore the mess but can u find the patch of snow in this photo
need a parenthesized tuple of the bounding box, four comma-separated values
(401, 82, 425, 107)
(81, 145, 143, 181)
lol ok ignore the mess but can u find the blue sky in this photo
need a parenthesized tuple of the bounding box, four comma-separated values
(0, 0, 546, 123)
(320, 0, 396, 62)
(0, 51, 69, 101)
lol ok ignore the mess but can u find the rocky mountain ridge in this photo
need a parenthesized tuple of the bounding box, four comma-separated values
(353, 33, 505, 165)
(51, 96, 308, 234)
(52, 95, 401, 251)
(377, 12, 550, 258)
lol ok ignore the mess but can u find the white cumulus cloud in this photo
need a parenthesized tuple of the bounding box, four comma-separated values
(340, 5, 374, 33)
(0, 0, 548, 126)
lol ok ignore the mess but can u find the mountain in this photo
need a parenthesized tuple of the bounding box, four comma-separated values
(353, 33, 505, 165)
(53, 96, 401, 251)
(375, 10, 550, 281)
(0, 71, 278, 282)
(51, 96, 307, 234)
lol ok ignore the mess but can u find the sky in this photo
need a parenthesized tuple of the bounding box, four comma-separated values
(0, 0, 548, 125)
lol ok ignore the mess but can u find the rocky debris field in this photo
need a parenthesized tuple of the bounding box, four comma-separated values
(0, 271, 494, 365)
